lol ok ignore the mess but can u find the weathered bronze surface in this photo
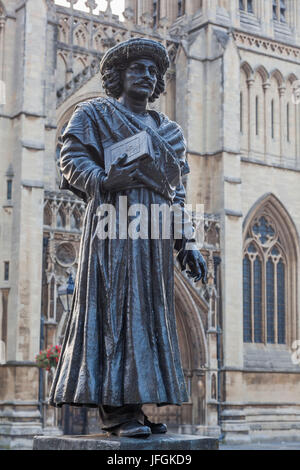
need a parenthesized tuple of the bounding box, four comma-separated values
(49, 38, 207, 435)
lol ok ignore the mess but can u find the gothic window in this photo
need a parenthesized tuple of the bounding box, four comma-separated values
(6, 180, 12, 200)
(177, 0, 185, 17)
(286, 103, 290, 142)
(57, 209, 66, 228)
(255, 96, 259, 136)
(56, 122, 68, 186)
(70, 207, 82, 231)
(239, 0, 253, 13)
(240, 92, 243, 134)
(269, 74, 281, 158)
(243, 214, 287, 345)
(4, 261, 9, 281)
(153, 0, 160, 27)
(273, 0, 286, 22)
(252, 70, 265, 156)
(285, 77, 298, 161)
(271, 99, 275, 139)
(240, 65, 249, 153)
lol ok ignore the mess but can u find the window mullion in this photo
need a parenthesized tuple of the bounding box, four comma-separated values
(251, 257, 255, 343)
(262, 255, 267, 344)
(274, 259, 278, 344)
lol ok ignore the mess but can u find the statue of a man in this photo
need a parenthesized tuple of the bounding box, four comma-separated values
(49, 38, 207, 438)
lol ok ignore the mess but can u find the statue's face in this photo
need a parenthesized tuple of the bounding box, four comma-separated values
(122, 58, 158, 101)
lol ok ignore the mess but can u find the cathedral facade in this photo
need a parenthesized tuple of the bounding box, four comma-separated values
(0, 0, 299, 449)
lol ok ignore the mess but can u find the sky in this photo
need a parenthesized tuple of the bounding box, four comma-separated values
(54, 0, 125, 19)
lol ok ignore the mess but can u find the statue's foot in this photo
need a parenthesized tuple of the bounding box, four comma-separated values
(144, 415, 168, 434)
(110, 420, 151, 438)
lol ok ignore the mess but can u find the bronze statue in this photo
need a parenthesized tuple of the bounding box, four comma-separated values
(49, 38, 207, 438)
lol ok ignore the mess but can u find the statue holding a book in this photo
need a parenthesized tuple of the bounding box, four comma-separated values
(49, 38, 207, 438)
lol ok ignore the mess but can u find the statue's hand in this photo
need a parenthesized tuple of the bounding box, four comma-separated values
(129, 159, 169, 197)
(178, 249, 208, 284)
(102, 154, 140, 192)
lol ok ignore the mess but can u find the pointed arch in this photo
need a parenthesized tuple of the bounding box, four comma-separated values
(286, 73, 298, 85)
(270, 68, 284, 88)
(243, 193, 299, 347)
(243, 193, 300, 257)
(254, 65, 269, 84)
(58, 17, 70, 44)
(56, 52, 68, 90)
(174, 268, 208, 370)
(241, 61, 253, 80)
(73, 23, 89, 48)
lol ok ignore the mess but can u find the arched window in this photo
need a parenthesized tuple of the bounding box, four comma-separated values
(57, 209, 66, 228)
(243, 196, 299, 346)
(240, 64, 251, 154)
(153, 0, 160, 27)
(285, 77, 298, 162)
(239, 0, 253, 13)
(177, 0, 185, 17)
(269, 75, 281, 158)
(273, 0, 286, 22)
(252, 71, 265, 156)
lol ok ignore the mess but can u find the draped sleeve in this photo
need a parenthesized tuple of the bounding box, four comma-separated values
(59, 105, 106, 202)
(172, 142, 197, 252)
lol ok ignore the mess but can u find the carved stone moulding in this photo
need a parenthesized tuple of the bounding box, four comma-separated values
(55, 242, 77, 267)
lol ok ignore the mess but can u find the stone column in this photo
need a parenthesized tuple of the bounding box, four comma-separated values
(137, 0, 153, 18)
(227, 0, 240, 28)
(297, 95, 300, 169)
(124, 0, 137, 23)
(279, 85, 286, 164)
(221, 35, 243, 370)
(160, 0, 178, 24)
(247, 77, 255, 157)
(260, 0, 274, 37)
(263, 81, 271, 162)
(0, 0, 49, 449)
(201, 0, 218, 22)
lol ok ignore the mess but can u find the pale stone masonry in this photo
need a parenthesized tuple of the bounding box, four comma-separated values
(0, 0, 299, 449)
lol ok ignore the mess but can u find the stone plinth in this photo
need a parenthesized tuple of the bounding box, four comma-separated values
(33, 433, 219, 451)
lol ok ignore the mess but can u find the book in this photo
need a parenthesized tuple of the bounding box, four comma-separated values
(104, 130, 155, 174)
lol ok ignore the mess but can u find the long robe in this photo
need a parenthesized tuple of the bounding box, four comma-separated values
(49, 97, 191, 408)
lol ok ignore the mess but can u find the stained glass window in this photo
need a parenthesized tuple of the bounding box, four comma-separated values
(153, 0, 160, 27)
(277, 261, 285, 344)
(243, 213, 287, 346)
(239, 0, 253, 13)
(273, 0, 286, 22)
(253, 217, 275, 245)
(6, 180, 12, 200)
(253, 258, 262, 343)
(266, 259, 275, 344)
(243, 257, 252, 343)
(177, 0, 185, 17)
(256, 96, 259, 136)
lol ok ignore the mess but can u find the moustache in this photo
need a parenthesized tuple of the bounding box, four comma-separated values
(134, 80, 154, 87)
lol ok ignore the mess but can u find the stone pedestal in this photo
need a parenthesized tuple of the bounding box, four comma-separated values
(33, 433, 219, 451)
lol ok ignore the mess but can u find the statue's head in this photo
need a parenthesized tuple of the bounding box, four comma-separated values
(100, 38, 170, 103)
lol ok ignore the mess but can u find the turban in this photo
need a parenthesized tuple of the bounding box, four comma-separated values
(100, 37, 170, 76)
